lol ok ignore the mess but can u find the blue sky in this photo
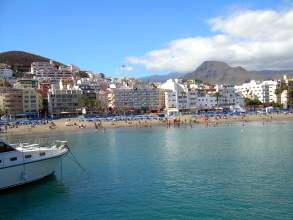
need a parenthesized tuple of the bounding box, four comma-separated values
(0, 0, 286, 77)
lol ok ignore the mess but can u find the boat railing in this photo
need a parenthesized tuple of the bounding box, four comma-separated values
(54, 140, 68, 149)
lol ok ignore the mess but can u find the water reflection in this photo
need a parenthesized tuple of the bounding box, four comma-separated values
(0, 175, 68, 219)
(1, 122, 293, 219)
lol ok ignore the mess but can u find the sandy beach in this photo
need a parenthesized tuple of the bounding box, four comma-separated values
(1, 112, 292, 136)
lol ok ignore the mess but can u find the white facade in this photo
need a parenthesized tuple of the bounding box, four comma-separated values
(31, 62, 75, 80)
(161, 79, 197, 113)
(235, 80, 277, 104)
(215, 85, 244, 107)
(196, 95, 217, 109)
(280, 90, 288, 109)
(264, 80, 278, 103)
(161, 79, 244, 114)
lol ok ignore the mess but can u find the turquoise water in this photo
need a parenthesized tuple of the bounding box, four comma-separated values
(1, 122, 293, 219)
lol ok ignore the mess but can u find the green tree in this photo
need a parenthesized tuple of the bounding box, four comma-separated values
(244, 98, 262, 111)
(79, 97, 103, 114)
(214, 92, 221, 108)
(77, 71, 89, 78)
(271, 102, 283, 108)
(275, 82, 288, 96)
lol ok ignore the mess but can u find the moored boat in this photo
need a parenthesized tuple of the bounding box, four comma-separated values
(0, 140, 68, 190)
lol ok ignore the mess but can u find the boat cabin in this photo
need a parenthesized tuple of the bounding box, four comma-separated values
(0, 142, 15, 153)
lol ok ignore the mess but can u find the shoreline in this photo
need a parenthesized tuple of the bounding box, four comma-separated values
(1, 113, 293, 136)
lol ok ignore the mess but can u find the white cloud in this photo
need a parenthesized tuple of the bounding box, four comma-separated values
(127, 9, 293, 72)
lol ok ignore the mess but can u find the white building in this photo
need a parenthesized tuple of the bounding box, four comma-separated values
(196, 95, 217, 110)
(263, 80, 278, 103)
(277, 75, 293, 109)
(215, 85, 244, 107)
(235, 80, 277, 104)
(31, 61, 75, 80)
(161, 79, 219, 115)
(161, 79, 188, 115)
(280, 90, 288, 109)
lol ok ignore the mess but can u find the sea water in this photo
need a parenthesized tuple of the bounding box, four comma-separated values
(1, 121, 293, 219)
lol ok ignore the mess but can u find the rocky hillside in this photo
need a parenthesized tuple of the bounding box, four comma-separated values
(139, 72, 184, 82)
(0, 51, 63, 72)
(141, 61, 293, 84)
(183, 61, 264, 84)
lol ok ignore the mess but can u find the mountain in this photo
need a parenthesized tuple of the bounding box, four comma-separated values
(253, 69, 293, 77)
(0, 51, 63, 72)
(184, 61, 271, 84)
(139, 72, 184, 82)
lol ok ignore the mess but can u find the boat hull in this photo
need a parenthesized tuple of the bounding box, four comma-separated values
(0, 155, 64, 190)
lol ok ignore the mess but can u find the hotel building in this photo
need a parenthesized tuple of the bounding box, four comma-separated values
(108, 87, 165, 112)
(48, 81, 83, 115)
(0, 88, 23, 115)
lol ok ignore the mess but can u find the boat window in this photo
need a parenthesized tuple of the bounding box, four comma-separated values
(0, 142, 15, 153)
(40, 152, 46, 156)
(25, 155, 32, 159)
(10, 157, 17, 161)
(0, 160, 2, 163)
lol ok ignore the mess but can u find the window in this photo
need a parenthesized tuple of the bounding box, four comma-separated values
(40, 152, 46, 156)
(25, 155, 32, 159)
(10, 157, 17, 161)
(0, 142, 15, 153)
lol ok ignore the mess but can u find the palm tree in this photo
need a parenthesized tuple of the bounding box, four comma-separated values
(214, 92, 221, 108)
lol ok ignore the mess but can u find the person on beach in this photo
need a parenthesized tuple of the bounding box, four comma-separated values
(189, 119, 193, 128)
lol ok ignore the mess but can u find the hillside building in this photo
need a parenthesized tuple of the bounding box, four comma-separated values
(14, 79, 39, 89)
(0, 64, 13, 79)
(31, 61, 75, 80)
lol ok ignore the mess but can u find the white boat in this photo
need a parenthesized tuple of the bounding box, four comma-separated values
(0, 140, 69, 190)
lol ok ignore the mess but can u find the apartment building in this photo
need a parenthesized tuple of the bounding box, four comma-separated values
(196, 95, 217, 110)
(48, 81, 83, 115)
(289, 79, 293, 108)
(235, 80, 277, 104)
(22, 88, 43, 114)
(0, 64, 13, 79)
(31, 61, 74, 80)
(215, 85, 244, 107)
(14, 79, 39, 89)
(161, 79, 200, 115)
(161, 79, 188, 109)
(108, 87, 165, 112)
(0, 88, 23, 115)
